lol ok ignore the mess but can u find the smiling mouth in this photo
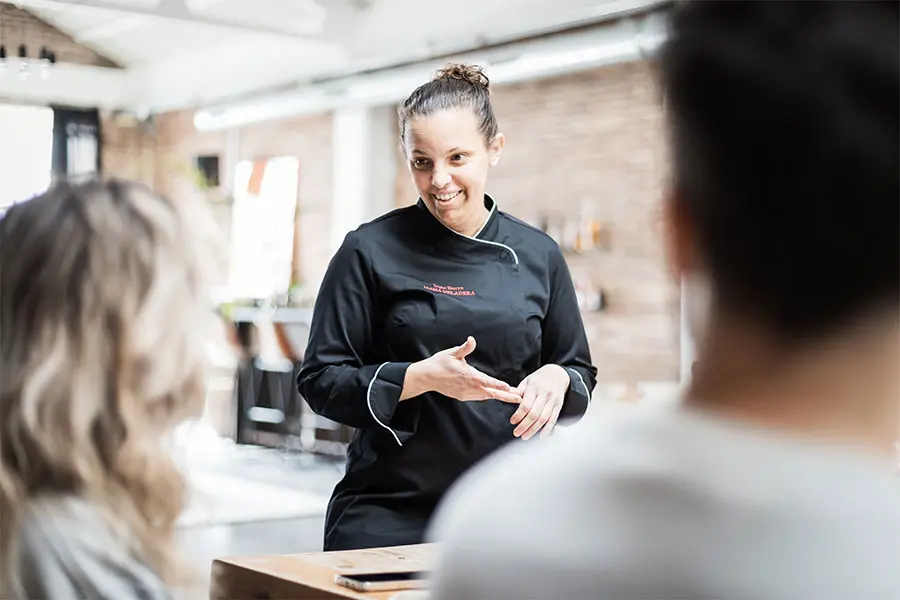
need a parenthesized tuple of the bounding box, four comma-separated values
(432, 190, 462, 202)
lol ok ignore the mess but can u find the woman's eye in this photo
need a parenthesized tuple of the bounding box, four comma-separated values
(413, 158, 431, 169)
(450, 154, 464, 162)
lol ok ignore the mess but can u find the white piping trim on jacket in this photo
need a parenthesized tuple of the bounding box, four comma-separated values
(366, 362, 403, 446)
(472, 203, 492, 238)
(435, 199, 519, 265)
(566, 367, 591, 398)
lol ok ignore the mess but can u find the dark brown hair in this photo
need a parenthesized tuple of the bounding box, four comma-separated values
(660, 1, 898, 339)
(398, 63, 499, 149)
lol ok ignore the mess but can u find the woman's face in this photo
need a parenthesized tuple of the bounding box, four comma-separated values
(405, 108, 504, 235)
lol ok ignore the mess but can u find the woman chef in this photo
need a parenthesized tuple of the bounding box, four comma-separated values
(297, 63, 597, 551)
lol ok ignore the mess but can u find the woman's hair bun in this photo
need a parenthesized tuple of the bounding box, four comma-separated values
(400, 62, 499, 145)
(433, 63, 490, 91)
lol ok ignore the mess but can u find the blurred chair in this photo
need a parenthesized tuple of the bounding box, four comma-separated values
(232, 308, 293, 447)
(227, 306, 354, 456)
(249, 318, 294, 436)
(274, 317, 355, 456)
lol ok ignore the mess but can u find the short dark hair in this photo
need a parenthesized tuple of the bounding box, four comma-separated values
(660, 1, 899, 340)
(399, 63, 499, 149)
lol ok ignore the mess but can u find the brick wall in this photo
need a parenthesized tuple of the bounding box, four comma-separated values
(0, 4, 120, 68)
(497, 62, 677, 382)
(101, 115, 157, 186)
(103, 60, 679, 384)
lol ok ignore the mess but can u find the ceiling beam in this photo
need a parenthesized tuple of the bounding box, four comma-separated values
(75, 15, 145, 42)
(15, 0, 330, 38)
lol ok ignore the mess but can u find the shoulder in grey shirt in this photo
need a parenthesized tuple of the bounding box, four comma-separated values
(6, 495, 173, 600)
(428, 404, 900, 600)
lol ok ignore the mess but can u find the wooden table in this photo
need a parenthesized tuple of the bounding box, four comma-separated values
(210, 544, 437, 600)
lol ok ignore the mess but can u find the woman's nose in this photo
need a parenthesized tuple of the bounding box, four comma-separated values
(431, 167, 451, 189)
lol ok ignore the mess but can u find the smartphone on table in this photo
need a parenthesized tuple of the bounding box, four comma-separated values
(334, 570, 429, 592)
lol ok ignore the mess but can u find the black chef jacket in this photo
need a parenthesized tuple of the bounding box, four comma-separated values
(297, 195, 597, 551)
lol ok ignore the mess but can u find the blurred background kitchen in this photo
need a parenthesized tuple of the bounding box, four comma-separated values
(0, 0, 690, 583)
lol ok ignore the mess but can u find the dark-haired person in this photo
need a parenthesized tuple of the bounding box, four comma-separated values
(297, 64, 597, 551)
(428, 2, 900, 599)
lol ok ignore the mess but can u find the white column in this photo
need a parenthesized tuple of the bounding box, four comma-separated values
(222, 126, 241, 195)
(679, 277, 694, 383)
(366, 105, 399, 221)
(331, 106, 369, 253)
(330, 105, 398, 254)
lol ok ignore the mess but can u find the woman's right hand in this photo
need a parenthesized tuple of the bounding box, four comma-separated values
(401, 336, 522, 403)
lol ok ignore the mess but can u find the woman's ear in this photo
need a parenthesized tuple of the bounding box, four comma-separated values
(488, 133, 506, 167)
(399, 140, 415, 174)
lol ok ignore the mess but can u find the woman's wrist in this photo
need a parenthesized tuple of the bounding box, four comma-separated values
(400, 360, 432, 401)
(548, 364, 571, 392)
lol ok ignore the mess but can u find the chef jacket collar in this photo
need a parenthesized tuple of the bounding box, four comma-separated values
(415, 194, 500, 241)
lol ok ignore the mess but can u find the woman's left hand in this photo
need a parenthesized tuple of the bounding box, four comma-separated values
(511, 364, 570, 440)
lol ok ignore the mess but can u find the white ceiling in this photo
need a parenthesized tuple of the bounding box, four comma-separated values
(1, 0, 665, 113)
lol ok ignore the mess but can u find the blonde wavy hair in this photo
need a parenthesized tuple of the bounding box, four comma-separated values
(0, 178, 220, 589)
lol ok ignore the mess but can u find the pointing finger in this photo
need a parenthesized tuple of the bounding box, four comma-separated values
(469, 367, 511, 391)
(482, 387, 523, 404)
(516, 378, 528, 395)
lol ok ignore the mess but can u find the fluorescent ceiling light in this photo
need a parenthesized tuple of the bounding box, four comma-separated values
(194, 89, 330, 130)
(192, 13, 668, 131)
(490, 41, 639, 82)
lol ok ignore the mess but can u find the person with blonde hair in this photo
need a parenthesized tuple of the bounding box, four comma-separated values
(0, 178, 219, 599)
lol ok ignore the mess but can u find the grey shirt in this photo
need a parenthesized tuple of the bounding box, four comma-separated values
(428, 404, 900, 600)
(6, 495, 174, 600)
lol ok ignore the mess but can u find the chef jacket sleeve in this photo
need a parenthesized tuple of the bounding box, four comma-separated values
(296, 231, 413, 445)
(541, 245, 598, 421)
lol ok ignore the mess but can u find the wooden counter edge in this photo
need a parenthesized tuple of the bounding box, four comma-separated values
(209, 544, 438, 600)
(210, 558, 356, 600)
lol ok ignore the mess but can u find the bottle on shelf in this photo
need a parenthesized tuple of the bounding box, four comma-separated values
(591, 218, 604, 250)
(563, 218, 580, 253)
(579, 204, 594, 253)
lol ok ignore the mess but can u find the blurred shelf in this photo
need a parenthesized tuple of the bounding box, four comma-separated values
(228, 306, 313, 323)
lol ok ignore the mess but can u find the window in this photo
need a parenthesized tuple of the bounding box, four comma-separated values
(229, 156, 300, 299)
(0, 103, 53, 212)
